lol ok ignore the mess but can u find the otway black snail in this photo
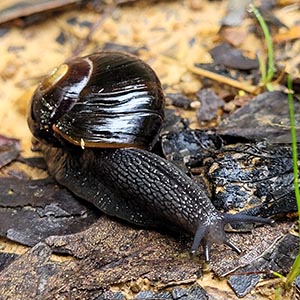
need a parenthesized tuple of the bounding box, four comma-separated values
(27, 51, 272, 262)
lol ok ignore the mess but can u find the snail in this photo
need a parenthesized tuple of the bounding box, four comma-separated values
(28, 52, 272, 262)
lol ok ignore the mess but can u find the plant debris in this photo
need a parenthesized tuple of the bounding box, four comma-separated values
(209, 43, 259, 71)
(0, 135, 20, 169)
(196, 88, 225, 123)
(0, 177, 100, 247)
(217, 91, 300, 143)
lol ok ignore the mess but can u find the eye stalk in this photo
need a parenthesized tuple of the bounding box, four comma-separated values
(191, 212, 274, 262)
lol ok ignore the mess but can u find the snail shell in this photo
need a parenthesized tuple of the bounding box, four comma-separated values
(28, 52, 165, 149)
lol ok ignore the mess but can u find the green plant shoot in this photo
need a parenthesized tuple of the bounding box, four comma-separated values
(249, 4, 275, 91)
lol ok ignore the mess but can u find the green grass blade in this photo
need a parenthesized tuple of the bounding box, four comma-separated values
(286, 74, 300, 287)
(285, 254, 300, 287)
(249, 4, 275, 85)
(258, 51, 267, 83)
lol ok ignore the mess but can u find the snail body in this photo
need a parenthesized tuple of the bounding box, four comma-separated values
(28, 52, 272, 262)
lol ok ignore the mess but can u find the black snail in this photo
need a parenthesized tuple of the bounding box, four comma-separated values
(28, 51, 273, 262)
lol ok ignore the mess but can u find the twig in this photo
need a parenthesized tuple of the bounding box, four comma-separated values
(188, 64, 260, 95)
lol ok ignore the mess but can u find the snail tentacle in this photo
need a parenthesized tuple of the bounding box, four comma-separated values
(223, 213, 274, 225)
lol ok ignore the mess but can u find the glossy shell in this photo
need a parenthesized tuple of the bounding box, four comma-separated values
(28, 52, 165, 149)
